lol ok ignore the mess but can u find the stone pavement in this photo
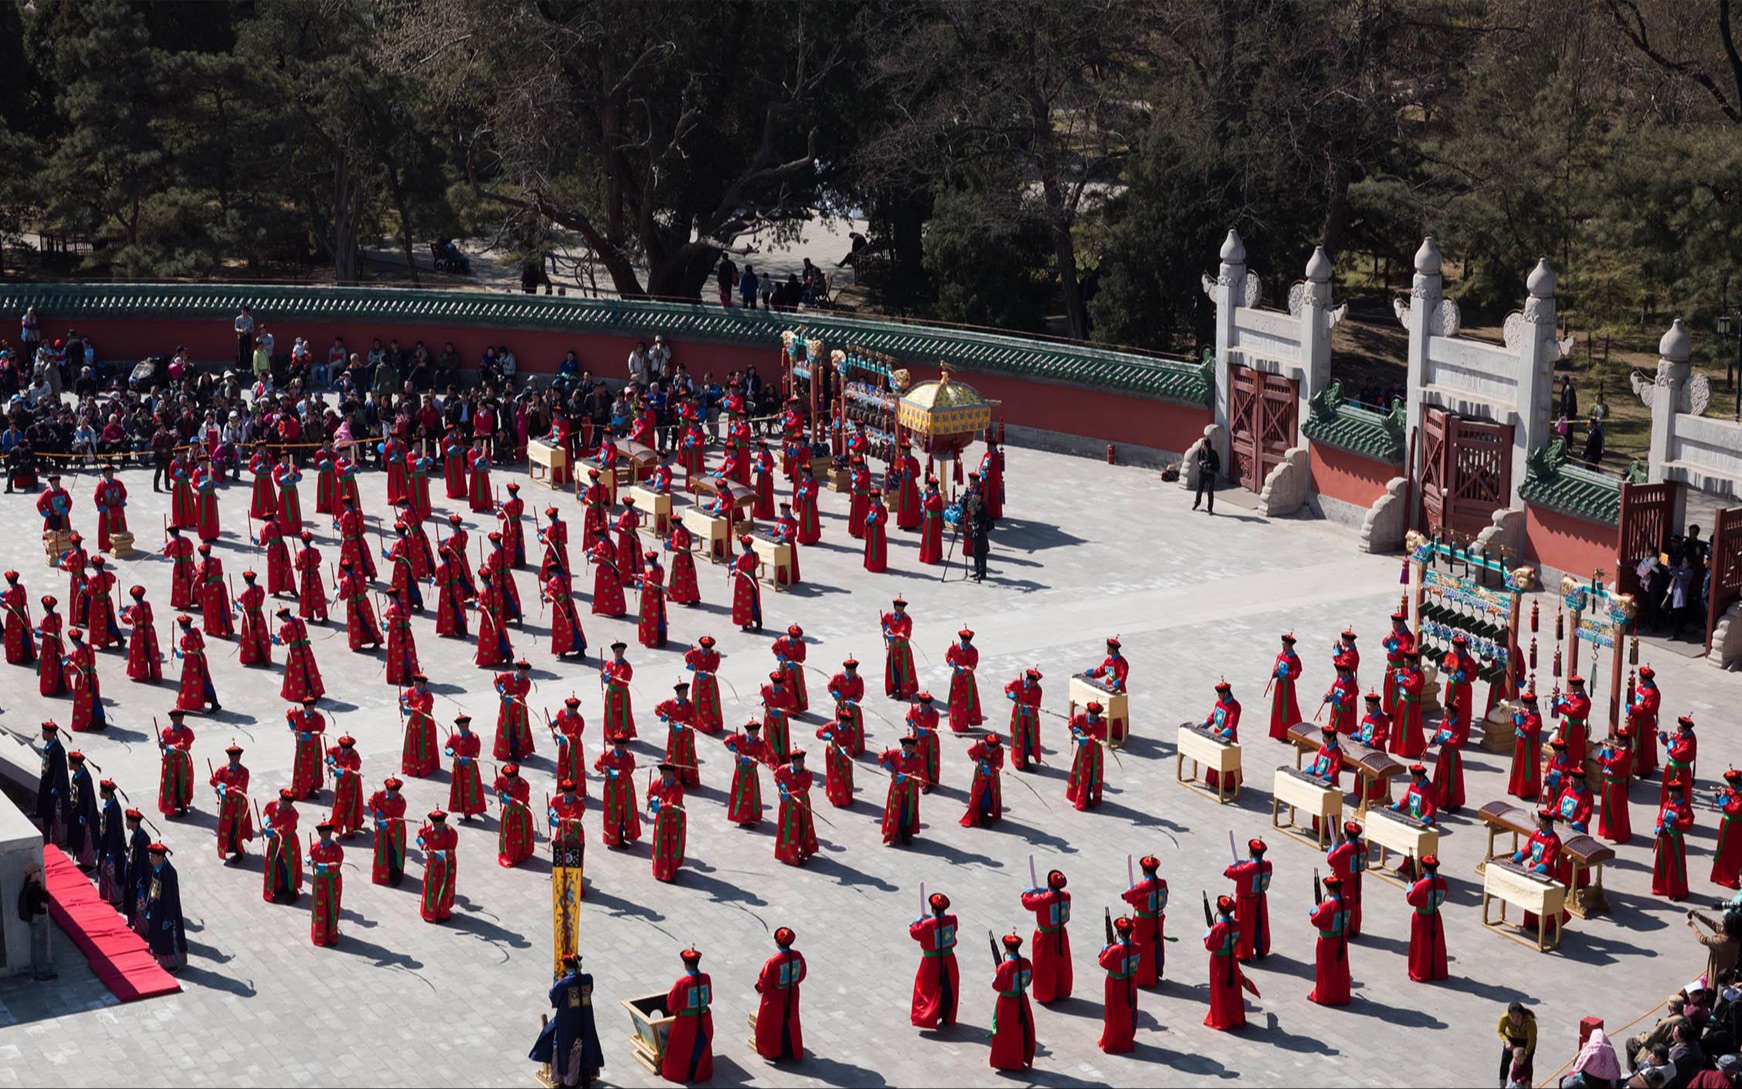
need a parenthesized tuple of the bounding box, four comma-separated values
(0, 446, 1733, 1087)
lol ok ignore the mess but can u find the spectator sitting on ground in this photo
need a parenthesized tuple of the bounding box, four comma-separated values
(1633, 998, 1692, 1069)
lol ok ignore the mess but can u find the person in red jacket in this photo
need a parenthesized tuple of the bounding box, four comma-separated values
(661, 948, 714, 1083)
(656, 682, 699, 788)
(1020, 868, 1072, 1003)
(771, 624, 808, 713)
(1551, 674, 1594, 768)
(1393, 763, 1440, 826)
(945, 628, 982, 732)
(494, 763, 535, 868)
(367, 778, 408, 886)
(1321, 661, 1358, 735)
(1390, 650, 1427, 758)
(1507, 691, 1545, 801)
(1326, 821, 1369, 936)
(1203, 894, 1245, 1031)
(686, 636, 725, 734)
(1065, 702, 1107, 810)
(1098, 915, 1140, 1054)
(1201, 680, 1242, 792)
(960, 733, 1003, 827)
(1404, 855, 1448, 982)
(1597, 729, 1634, 844)
(917, 476, 945, 564)
(1713, 769, 1742, 889)
(1552, 767, 1594, 834)
(815, 710, 857, 808)
(1224, 838, 1272, 961)
(308, 820, 344, 947)
(1429, 700, 1468, 812)
(1120, 855, 1168, 986)
(1652, 793, 1695, 901)
(325, 735, 363, 837)
(752, 928, 806, 1062)
(909, 892, 960, 1029)
(1662, 715, 1698, 808)
(445, 716, 486, 819)
(1267, 633, 1302, 741)
(988, 933, 1036, 1072)
(1308, 876, 1353, 1005)
(1005, 667, 1044, 771)
(879, 736, 925, 845)
(209, 743, 252, 861)
(1629, 665, 1663, 777)
(881, 598, 915, 699)
(416, 810, 458, 922)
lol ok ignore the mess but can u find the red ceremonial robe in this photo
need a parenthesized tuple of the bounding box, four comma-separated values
(1097, 939, 1140, 1053)
(309, 841, 343, 946)
(209, 763, 253, 858)
(753, 949, 806, 1061)
(773, 766, 818, 866)
(400, 689, 438, 777)
(367, 791, 407, 885)
(661, 972, 714, 1083)
(731, 550, 761, 629)
(1224, 857, 1272, 961)
(879, 750, 924, 844)
(946, 642, 982, 732)
(594, 749, 641, 846)
(446, 732, 486, 817)
(1120, 878, 1168, 986)
(725, 733, 765, 825)
(1598, 743, 1634, 844)
(494, 775, 534, 867)
(1405, 873, 1449, 982)
(277, 617, 325, 702)
(648, 778, 686, 882)
(960, 740, 1002, 827)
(988, 956, 1036, 1072)
(1007, 677, 1043, 769)
(1268, 651, 1302, 740)
(1652, 801, 1693, 900)
(157, 725, 195, 814)
(1204, 916, 1245, 1030)
(1508, 709, 1543, 800)
(590, 541, 626, 617)
(417, 821, 458, 921)
(174, 628, 215, 710)
(1019, 887, 1072, 1003)
(909, 913, 960, 1028)
(1308, 895, 1352, 1005)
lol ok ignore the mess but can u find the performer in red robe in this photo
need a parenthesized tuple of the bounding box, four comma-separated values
(209, 743, 253, 860)
(881, 598, 916, 699)
(162, 525, 196, 612)
(770, 624, 808, 712)
(325, 735, 363, 836)
(1224, 839, 1272, 961)
(961, 733, 1004, 827)
(494, 764, 535, 867)
(37, 596, 66, 696)
(879, 736, 926, 845)
(1507, 691, 1544, 801)
(274, 609, 325, 703)
(1441, 635, 1478, 731)
(416, 810, 458, 921)
(794, 467, 821, 546)
(1429, 701, 1467, 812)
(589, 538, 626, 618)
(445, 717, 486, 818)
(1268, 633, 1303, 740)
(1713, 769, 1742, 889)
(1204, 895, 1246, 1030)
(1020, 869, 1073, 1003)
(647, 763, 687, 882)
(433, 546, 470, 638)
(752, 928, 806, 1061)
(656, 683, 699, 788)
(1663, 716, 1699, 808)
(193, 547, 232, 638)
(308, 822, 344, 946)
(661, 950, 714, 1083)
(381, 527, 423, 616)
(1551, 675, 1594, 768)
(915, 478, 945, 565)
(156, 710, 195, 816)
(612, 499, 644, 588)
(84, 557, 121, 648)
(1652, 794, 1694, 901)
(551, 696, 587, 791)
(944, 629, 983, 732)
(815, 711, 858, 808)
(989, 933, 1036, 1072)
(273, 456, 304, 537)
(725, 722, 767, 827)
(1121, 856, 1168, 986)
(383, 594, 418, 685)
(258, 519, 295, 598)
(772, 503, 801, 586)
(666, 524, 700, 605)
(1200, 680, 1242, 791)
(537, 506, 569, 584)
(485, 533, 522, 623)
(762, 671, 797, 766)
(1308, 877, 1352, 1005)
(493, 660, 535, 761)
(334, 563, 381, 650)
(173, 615, 217, 711)
(730, 536, 762, 631)
(1395, 763, 1441, 827)
(247, 444, 278, 520)
(826, 657, 866, 754)
(773, 753, 818, 866)
(261, 789, 303, 903)
(543, 573, 586, 660)
(1066, 703, 1107, 811)
(466, 441, 493, 514)
(905, 693, 941, 787)
(92, 465, 128, 553)
(295, 532, 328, 622)
(367, 778, 408, 886)
(399, 675, 438, 777)
(636, 552, 668, 649)
(1597, 730, 1634, 844)
(1005, 668, 1044, 770)
(234, 572, 271, 667)
(64, 629, 107, 732)
(2, 570, 33, 666)
(601, 643, 636, 739)
(473, 568, 513, 667)
(286, 698, 326, 799)
(1327, 821, 1370, 936)
(61, 534, 89, 627)
(334, 495, 375, 580)
(862, 490, 888, 572)
(594, 734, 641, 847)
(441, 431, 467, 501)
(1405, 855, 1448, 982)
(1098, 917, 1141, 1054)
(909, 892, 960, 1028)
(1391, 651, 1427, 758)
(1629, 665, 1663, 778)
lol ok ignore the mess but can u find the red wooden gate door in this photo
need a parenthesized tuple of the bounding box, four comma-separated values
(1417, 406, 1513, 540)
(1227, 364, 1298, 492)
(1707, 506, 1742, 653)
(1616, 481, 1679, 597)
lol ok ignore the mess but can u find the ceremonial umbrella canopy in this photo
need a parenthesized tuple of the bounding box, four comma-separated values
(897, 366, 995, 460)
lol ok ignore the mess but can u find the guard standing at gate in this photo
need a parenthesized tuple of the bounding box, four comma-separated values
(1192, 439, 1220, 515)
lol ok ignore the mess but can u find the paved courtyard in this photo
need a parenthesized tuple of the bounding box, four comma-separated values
(0, 444, 1732, 1087)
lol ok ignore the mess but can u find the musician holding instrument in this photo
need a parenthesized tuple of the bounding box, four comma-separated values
(1511, 808, 1564, 877)
(1327, 821, 1370, 936)
(1083, 636, 1129, 694)
(1404, 855, 1449, 982)
(1393, 764, 1440, 826)
(1308, 875, 1352, 1006)
(1202, 894, 1246, 1031)
(1201, 680, 1241, 792)
(1224, 838, 1273, 962)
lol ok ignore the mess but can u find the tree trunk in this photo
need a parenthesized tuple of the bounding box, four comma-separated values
(331, 145, 362, 285)
(646, 245, 719, 301)
(383, 159, 421, 286)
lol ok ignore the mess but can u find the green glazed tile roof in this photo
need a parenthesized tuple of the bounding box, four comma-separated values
(0, 283, 1208, 404)
(1519, 461, 1621, 526)
(1302, 402, 1404, 463)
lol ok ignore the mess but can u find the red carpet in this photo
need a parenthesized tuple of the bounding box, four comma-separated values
(42, 845, 181, 1002)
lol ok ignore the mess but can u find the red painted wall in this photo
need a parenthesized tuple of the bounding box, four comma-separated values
(1309, 441, 1396, 509)
(1524, 506, 1617, 578)
(55, 314, 1215, 453)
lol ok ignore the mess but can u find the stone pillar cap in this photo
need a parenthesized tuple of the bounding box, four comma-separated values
(1659, 317, 1691, 363)
(1527, 258, 1556, 298)
(1220, 230, 1246, 264)
(1414, 237, 1442, 276)
(1305, 245, 1333, 283)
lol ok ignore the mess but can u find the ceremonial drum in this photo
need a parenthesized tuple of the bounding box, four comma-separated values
(42, 529, 71, 567)
(1069, 675, 1131, 747)
(1175, 723, 1240, 804)
(1364, 808, 1440, 887)
(1481, 861, 1565, 952)
(527, 439, 569, 487)
(107, 530, 136, 559)
(623, 994, 677, 1073)
(629, 485, 673, 536)
(1480, 701, 1517, 754)
(681, 507, 730, 564)
(750, 534, 794, 590)
(1272, 767, 1342, 849)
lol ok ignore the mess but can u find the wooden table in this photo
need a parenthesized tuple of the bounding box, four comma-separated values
(1561, 833, 1615, 920)
(1069, 675, 1131, 748)
(1176, 723, 1241, 804)
(1481, 861, 1565, 951)
(1364, 807, 1440, 888)
(1285, 722, 1404, 816)
(629, 485, 673, 535)
(1272, 766, 1342, 849)
(681, 507, 730, 564)
(750, 534, 795, 590)
(527, 439, 570, 488)
(623, 442, 660, 484)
